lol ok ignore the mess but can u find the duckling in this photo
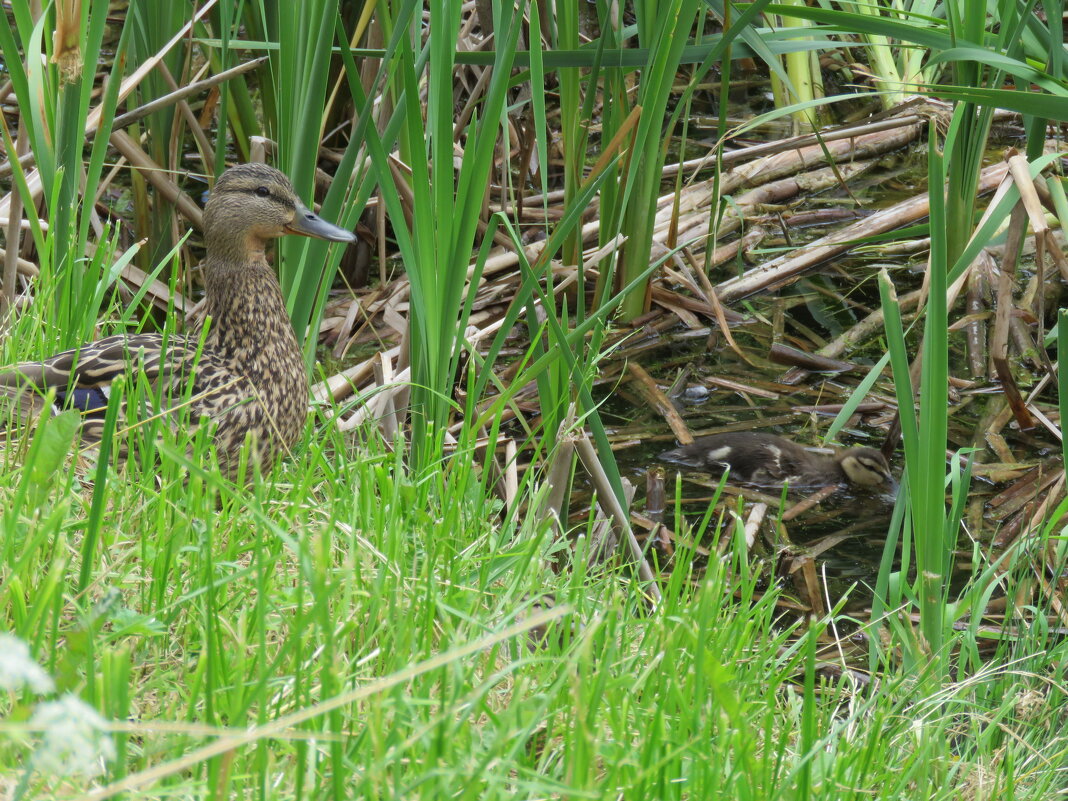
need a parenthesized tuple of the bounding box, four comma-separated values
(660, 432, 893, 490)
(1, 163, 356, 479)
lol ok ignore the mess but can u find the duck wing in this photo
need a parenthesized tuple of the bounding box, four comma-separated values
(0, 333, 233, 422)
(3, 334, 174, 389)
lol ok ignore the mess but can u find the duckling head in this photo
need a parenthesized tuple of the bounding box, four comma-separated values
(837, 447, 894, 488)
(203, 163, 356, 255)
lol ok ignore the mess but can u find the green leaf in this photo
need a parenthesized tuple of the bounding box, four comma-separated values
(24, 409, 80, 494)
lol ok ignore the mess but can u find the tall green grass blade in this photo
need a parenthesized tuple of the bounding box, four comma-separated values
(78, 379, 123, 595)
(616, 0, 702, 321)
(823, 351, 891, 445)
(917, 132, 951, 623)
(385, 0, 525, 469)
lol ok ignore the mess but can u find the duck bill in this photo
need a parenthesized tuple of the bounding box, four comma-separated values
(286, 200, 357, 243)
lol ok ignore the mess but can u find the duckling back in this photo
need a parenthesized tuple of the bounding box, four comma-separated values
(661, 432, 893, 490)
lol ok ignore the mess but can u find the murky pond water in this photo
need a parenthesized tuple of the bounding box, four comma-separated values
(603, 207, 1061, 612)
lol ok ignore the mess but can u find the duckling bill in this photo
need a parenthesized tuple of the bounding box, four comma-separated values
(660, 432, 893, 490)
(1, 163, 356, 479)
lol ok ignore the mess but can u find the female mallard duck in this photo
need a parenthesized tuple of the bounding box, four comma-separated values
(660, 432, 893, 490)
(1, 163, 355, 478)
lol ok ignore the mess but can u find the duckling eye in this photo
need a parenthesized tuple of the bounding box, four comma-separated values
(255, 186, 271, 197)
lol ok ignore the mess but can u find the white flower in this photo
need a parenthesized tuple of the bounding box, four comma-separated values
(0, 634, 54, 694)
(30, 695, 116, 777)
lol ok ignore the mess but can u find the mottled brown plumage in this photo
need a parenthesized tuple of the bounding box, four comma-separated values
(1, 163, 356, 478)
(660, 432, 893, 490)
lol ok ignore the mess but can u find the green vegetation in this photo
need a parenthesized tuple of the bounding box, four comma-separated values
(2, 0, 1068, 797)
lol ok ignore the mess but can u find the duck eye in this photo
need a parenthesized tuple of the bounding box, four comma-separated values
(255, 186, 270, 197)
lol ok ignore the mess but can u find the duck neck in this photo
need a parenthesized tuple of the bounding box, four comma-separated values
(806, 451, 845, 480)
(202, 255, 306, 380)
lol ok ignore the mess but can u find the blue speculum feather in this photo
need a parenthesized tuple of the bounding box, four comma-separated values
(54, 386, 111, 417)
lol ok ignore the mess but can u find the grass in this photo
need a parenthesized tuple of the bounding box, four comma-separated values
(3, 424, 1067, 798)
(4, 0, 1068, 796)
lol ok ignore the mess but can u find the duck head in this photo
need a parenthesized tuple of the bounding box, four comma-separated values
(203, 163, 356, 255)
(837, 447, 894, 489)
